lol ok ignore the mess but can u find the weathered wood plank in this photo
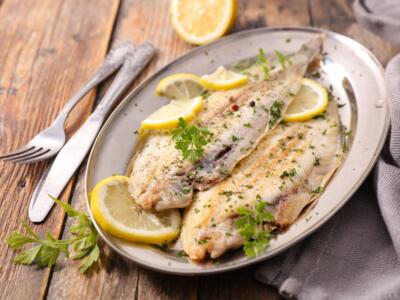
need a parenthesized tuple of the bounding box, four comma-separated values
(45, 1, 399, 300)
(309, 0, 398, 65)
(0, 0, 120, 299)
(198, 267, 282, 300)
(47, 1, 197, 299)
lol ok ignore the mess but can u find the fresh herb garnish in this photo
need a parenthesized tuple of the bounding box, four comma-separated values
(257, 48, 271, 80)
(5, 196, 100, 273)
(280, 168, 296, 179)
(172, 117, 212, 163)
(257, 48, 267, 64)
(235, 200, 274, 257)
(311, 186, 324, 194)
(275, 50, 291, 69)
(313, 157, 320, 166)
(269, 100, 284, 128)
(311, 71, 321, 78)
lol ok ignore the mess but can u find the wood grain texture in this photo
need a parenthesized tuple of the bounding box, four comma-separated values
(309, 0, 398, 65)
(47, 1, 198, 299)
(0, 0, 119, 299)
(2, 0, 398, 299)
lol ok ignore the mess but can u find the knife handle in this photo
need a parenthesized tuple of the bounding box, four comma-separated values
(56, 42, 136, 122)
(96, 42, 155, 117)
(28, 42, 155, 223)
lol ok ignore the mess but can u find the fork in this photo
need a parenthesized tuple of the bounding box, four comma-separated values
(0, 42, 135, 164)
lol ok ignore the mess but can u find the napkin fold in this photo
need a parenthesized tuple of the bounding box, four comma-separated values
(255, 1, 400, 299)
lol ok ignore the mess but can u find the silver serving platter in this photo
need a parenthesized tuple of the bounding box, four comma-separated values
(85, 27, 388, 275)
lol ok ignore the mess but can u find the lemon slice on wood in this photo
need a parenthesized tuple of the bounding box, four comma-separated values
(200, 66, 248, 90)
(170, 0, 237, 45)
(90, 176, 181, 244)
(283, 78, 329, 122)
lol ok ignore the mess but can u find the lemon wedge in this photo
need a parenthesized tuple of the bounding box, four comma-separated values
(283, 78, 328, 122)
(141, 96, 203, 130)
(200, 66, 248, 91)
(90, 176, 181, 244)
(170, 0, 237, 45)
(156, 73, 205, 100)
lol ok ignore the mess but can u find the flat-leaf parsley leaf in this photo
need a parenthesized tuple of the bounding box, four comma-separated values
(172, 117, 212, 162)
(235, 198, 274, 257)
(5, 196, 100, 273)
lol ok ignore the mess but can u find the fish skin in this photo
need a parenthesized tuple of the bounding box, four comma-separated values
(181, 100, 342, 260)
(129, 35, 324, 211)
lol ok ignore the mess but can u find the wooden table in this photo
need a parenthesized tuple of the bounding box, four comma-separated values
(0, 1, 397, 299)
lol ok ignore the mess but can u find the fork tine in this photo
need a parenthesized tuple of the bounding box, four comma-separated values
(0, 146, 36, 160)
(3, 147, 43, 162)
(14, 149, 52, 164)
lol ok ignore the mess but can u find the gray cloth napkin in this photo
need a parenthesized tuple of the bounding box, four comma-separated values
(255, 1, 400, 299)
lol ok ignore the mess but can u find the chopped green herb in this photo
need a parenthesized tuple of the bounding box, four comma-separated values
(312, 71, 321, 78)
(269, 100, 284, 128)
(311, 186, 324, 194)
(313, 157, 320, 166)
(280, 168, 296, 179)
(172, 118, 212, 163)
(243, 123, 252, 128)
(201, 90, 211, 99)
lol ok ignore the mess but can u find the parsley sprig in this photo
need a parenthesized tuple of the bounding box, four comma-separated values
(5, 196, 100, 273)
(257, 48, 271, 80)
(275, 50, 291, 69)
(235, 197, 274, 257)
(172, 117, 211, 163)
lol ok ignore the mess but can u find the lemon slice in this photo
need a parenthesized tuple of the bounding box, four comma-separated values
(200, 66, 248, 90)
(90, 176, 181, 244)
(156, 73, 205, 100)
(283, 78, 328, 122)
(141, 96, 203, 130)
(171, 0, 237, 45)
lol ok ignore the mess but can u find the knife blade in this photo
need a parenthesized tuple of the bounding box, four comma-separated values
(29, 42, 155, 222)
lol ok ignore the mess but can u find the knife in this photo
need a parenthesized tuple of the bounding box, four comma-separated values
(29, 42, 155, 222)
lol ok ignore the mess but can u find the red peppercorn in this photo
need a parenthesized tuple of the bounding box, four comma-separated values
(231, 104, 239, 111)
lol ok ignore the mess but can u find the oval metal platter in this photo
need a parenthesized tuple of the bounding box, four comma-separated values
(85, 27, 389, 275)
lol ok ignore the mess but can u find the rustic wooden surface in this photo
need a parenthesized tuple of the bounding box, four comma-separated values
(0, 0, 397, 299)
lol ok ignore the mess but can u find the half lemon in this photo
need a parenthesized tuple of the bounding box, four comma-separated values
(200, 66, 248, 91)
(90, 176, 181, 244)
(283, 78, 328, 122)
(170, 0, 237, 45)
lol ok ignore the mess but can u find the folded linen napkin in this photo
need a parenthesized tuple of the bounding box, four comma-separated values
(255, 1, 400, 299)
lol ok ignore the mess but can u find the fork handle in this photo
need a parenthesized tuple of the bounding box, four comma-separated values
(96, 42, 155, 116)
(55, 42, 136, 122)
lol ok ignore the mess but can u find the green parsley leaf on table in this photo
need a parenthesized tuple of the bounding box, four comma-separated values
(235, 198, 274, 257)
(172, 117, 212, 163)
(5, 196, 100, 273)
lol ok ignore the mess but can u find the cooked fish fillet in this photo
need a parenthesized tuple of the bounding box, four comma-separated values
(129, 35, 324, 211)
(181, 100, 342, 260)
